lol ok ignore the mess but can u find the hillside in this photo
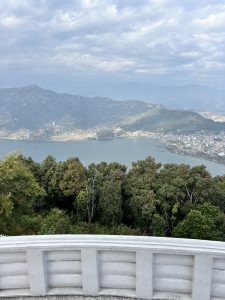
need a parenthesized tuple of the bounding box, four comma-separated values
(0, 85, 225, 136)
(122, 107, 225, 134)
(0, 85, 150, 130)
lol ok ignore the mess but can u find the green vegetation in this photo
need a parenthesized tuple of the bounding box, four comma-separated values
(1, 152, 225, 240)
(123, 108, 225, 134)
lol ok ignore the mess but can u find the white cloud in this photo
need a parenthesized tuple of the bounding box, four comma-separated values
(194, 8, 225, 28)
(81, 0, 100, 9)
(49, 51, 135, 72)
(180, 52, 200, 59)
(0, 15, 24, 28)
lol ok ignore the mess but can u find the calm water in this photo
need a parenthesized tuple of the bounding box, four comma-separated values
(0, 138, 225, 176)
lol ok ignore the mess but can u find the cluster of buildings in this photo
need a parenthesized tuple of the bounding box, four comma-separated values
(158, 133, 225, 163)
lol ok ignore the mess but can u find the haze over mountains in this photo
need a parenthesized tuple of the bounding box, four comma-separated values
(0, 85, 225, 135)
(104, 82, 225, 113)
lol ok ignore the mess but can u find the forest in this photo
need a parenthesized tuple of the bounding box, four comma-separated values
(1, 152, 225, 240)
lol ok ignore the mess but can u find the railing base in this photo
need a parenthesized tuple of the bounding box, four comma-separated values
(0, 297, 178, 300)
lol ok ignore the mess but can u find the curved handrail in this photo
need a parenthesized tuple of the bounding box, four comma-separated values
(1, 234, 225, 252)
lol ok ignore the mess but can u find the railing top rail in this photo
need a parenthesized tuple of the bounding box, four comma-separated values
(0, 235, 225, 255)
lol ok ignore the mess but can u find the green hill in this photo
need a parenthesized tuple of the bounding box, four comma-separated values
(122, 107, 225, 133)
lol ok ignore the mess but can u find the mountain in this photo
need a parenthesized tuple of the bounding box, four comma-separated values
(0, 85, 150, 130)
(0, 85, 225, 135)
(106, 82, 225, 113)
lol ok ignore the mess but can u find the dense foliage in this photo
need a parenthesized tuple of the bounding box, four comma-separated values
(1, 152, 225, 241)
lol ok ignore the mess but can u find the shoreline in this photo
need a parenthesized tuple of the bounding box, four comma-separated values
(1, 135, 225, 167)
(165, 145, 225, 166)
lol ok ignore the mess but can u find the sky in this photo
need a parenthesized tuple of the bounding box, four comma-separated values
(0, 0, 225, 94)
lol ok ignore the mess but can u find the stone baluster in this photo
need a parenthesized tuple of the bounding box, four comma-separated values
(192, 254, 213, 300)
(81, 249, 99, 295)
(136, 250, 153, 299)
(27, 250, 48, 296)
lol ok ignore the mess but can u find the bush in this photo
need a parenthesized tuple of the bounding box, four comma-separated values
(39, 208, 71, 234)
(70, 222, 142, 235)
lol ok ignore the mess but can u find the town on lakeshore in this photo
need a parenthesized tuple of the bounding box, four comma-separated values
(0, 126, 225, 165)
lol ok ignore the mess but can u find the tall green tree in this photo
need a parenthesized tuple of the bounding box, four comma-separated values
(211, 175, 225, 211)
(59, 157, 86, 210)
(36, 155, 64, 210)
(173, 203, 225, 240)
(74, 162, 126, 225)
(156, 164, 215, 235)
(0, 153, 45, 235)
(125, 157, 161, 231)
(75, 163, 100, 223)
(98, 166, 125, 226)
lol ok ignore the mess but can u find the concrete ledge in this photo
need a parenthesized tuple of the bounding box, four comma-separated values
(0, 297, 137, 300)
(1, 235, 225, 300)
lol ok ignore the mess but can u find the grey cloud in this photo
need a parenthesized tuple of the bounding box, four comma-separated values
(0, 0, 225, 90)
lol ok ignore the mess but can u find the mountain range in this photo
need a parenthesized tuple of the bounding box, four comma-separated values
(0, 85, 225, 135)
(104, 82, 225, 113)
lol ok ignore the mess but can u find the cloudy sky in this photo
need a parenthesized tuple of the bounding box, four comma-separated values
(0, 0, 225, 94)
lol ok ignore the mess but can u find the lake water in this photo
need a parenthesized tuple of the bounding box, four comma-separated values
(0, 138, 225, 176)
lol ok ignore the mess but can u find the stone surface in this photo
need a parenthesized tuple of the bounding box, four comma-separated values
(1, 235, 225, 300)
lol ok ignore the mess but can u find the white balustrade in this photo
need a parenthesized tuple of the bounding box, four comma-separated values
(0, 235, 225, 299)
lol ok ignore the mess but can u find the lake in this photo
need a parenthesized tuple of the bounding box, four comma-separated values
(0, 138, 225, 176)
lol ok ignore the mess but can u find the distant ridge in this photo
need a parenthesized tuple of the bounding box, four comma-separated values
(107, 82, 225, 113)
(0, 85, 225, 135)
